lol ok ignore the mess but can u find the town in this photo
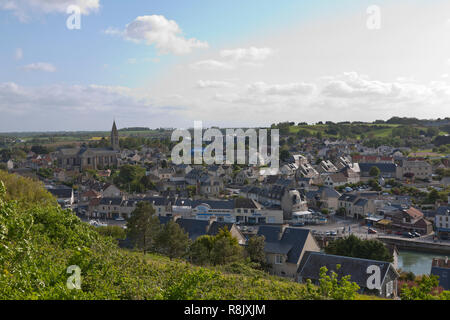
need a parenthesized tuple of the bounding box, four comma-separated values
(1, 117, 449, 299)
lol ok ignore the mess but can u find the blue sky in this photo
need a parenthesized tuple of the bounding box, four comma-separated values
(0, 0, 449, 131)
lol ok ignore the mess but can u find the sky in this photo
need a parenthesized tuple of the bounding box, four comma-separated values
(1, 0, 450, 132)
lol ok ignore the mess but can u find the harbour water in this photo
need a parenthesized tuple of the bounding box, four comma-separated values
(397, 250, 448, 275)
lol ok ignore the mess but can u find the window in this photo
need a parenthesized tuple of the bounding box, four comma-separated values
(386, 281, 393, 297)
(275, 255, 283, 264)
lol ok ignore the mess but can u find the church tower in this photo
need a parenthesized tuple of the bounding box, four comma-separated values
(111, 121, 119, 151)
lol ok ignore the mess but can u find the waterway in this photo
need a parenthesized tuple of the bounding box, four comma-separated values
(397, 250, 448, 275)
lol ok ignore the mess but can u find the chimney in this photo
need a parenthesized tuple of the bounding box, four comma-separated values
(209, 216, 217, 225)
(279, 224, 288, 240)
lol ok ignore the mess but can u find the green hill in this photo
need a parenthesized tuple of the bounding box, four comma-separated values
(0, 171, 381, 300)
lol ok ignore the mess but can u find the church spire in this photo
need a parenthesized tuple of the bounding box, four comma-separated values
(111, 120, 119, 151)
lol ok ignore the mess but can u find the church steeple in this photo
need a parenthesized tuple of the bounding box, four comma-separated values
(111, 120, 119, 151)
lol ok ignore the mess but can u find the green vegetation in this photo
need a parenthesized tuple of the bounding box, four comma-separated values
(96, 225, 127, 240)
(400, 275, 450, 300)
(126, 201, 161, 254)
(325, 235, 393, 263)
(155, 220, 191, 260)
(0, 171, 382, 300)
(113, 164, 155, 193)
(369, 166, 381, 178)
(302, 265, 360, 300)
(246, 235, 267, 269)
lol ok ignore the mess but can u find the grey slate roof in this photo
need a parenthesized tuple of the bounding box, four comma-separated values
(359, 163, 397, 173)
(298, 252, 393, 288)
(431, 266, 450, 290)
(191, 200, 234, 210)
(47, 187, 72, 199)
(175, 218, 210, 240)
(207, 221, 235, 236)
(436, 206, 450, 216)
(142, 197, 170, 206)
(354, 198, 369, 207)
(318, 186, 341, 198)
(99, 197, 123, 206)
(257, 226, 311, 264)
(338, 193, 359, 203)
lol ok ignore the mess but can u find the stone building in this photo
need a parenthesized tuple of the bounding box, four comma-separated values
(57, 121, 120, 171)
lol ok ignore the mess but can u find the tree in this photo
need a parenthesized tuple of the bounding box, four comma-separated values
(117, 164, 145, 185)
(210, 227, 243, 265)
(369, 166, 381, 178)
(189, 235, 214, 265)
(155, 220, 191, 259)
(426, 127, 439, 138)
(31, 145, 49, 155)
(280, 149, 291, 162)
(427, 189, 440, 204)
(401, 275, 450, 300)
(368, 179, 382, 191)
(325, 235, 393, 262)
(246, 235, 266, 268)
(126, 202, 161, 254)
(302, 265, 360, 300)
(189, 227, 243, 266)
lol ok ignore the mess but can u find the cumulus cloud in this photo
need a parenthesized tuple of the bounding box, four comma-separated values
(0, 0, 100, 21)
(321, 72, 433, 102)
(21, 62, 56, 72)
(190, 47, 274, 71)
(106, 15, 208, 55)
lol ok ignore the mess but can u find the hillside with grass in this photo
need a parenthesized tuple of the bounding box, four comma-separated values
(0, 171, 384, 300)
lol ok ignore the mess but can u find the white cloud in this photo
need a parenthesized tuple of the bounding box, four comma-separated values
(0, 0, 100, 21)
(196, 80, 235, 89)
(190, 60, 233, 70)
(14, 48, 23, 60)
(107, 15, 208, 55)
(0, 82, 182, 131)
(247, 81, 315, 96)
(21, 62, 56, 72)
(321, 72, 432, 101)
(220, 47, 274, 62)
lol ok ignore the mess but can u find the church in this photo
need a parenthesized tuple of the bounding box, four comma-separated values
(57, 121, 120, 171)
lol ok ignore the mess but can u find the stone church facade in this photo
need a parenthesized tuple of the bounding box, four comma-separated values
(57, 121, 120, 171)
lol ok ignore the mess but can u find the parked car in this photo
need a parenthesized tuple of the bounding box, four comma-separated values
(368, 228, 377, 234)
(292, 222, 305, 227)
(115, 216, 125, 221)
(412, 232, 421, 237)
(403, 232, 414, 238)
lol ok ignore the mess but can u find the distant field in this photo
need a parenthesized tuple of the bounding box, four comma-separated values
(288, 123, 401, 139)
